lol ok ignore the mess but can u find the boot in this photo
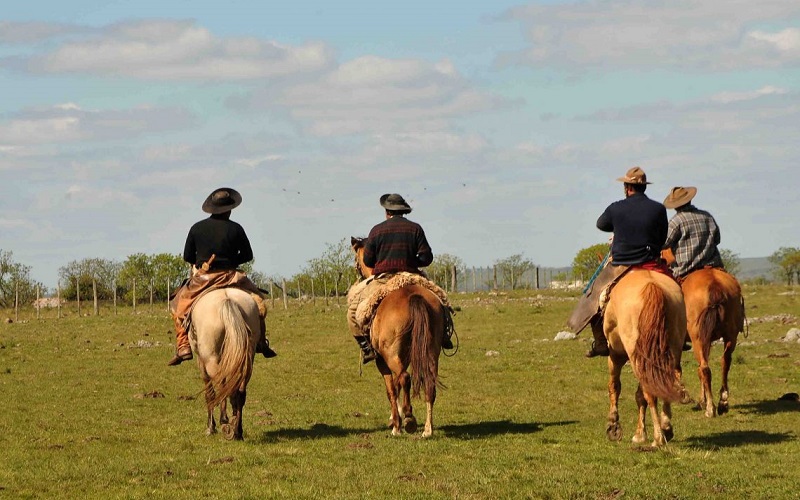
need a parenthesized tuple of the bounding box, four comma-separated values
(355, 335, 376, 364)
(167, 327, 193, 366)
(255, 317, 277, 358)
(585, 317, 609, 358)
(442, 333, 454, 349)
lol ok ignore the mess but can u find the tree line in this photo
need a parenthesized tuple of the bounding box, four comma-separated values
(1, 242, 798, 308)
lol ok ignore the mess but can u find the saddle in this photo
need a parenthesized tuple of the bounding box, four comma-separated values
(355, 272, 452, 330)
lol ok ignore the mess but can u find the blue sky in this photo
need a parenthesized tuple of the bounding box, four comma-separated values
(2, 1, 800, 287)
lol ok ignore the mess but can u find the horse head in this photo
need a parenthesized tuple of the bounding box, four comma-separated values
(350, 236, 374, 279)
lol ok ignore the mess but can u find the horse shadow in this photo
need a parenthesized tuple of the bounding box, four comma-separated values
(438, 420, 577, 440)
(735, 399, 800, 416)
(684, 430, 795, 449)
(256, 423, 387, 443)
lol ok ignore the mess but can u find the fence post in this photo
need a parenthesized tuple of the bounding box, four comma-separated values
(311, 278, 316, 305)
(324, 277, 329, 306)
(76, 278, 81, 317)
(269, 280, 275, 308)
(36, 285, 40, 320)
(113, 280, 117, 315)
(166, 278, 170, 312)
(93, 279, 99, 316)
(132, 278, 136, 313)
(57, 283, 62, 319)
(282, 278, 288, 310)
(14, 280, 19, 322)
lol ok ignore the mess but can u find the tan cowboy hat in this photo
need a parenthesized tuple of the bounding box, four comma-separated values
(202, 187, 242, 214)
(663, 186, 697, 209)
(379, 193, 412, 213)
(616, 166, 651, 185)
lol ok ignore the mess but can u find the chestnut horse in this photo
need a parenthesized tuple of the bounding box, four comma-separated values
(662, 249, 745, 417)
(603, 270, 686, 446)
(350, 237, 445, 438)
(189, 287, 259, 440)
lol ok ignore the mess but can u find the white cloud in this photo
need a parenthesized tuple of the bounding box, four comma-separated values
(711, 85, 788, 103)
(238, 55, 505, 136)
(497, 0, 800, 70)
(0, 21, 92, 43)
(0, 103, 195, 145)
(7, 19, 334, 81)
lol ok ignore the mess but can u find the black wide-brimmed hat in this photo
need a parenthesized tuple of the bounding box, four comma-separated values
(202, 187, 242, 214)
(379, 193, 412, 213)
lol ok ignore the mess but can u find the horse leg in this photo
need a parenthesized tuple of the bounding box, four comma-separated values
(422, 386, 436, 439)
(378, 360, 402, 436)
(606, 356, 623, 441)
(644, 391, 667, 447)
(399, 372, 418, 434)
(717, 338, 736, 415)
(222, 390, 246, 441)
(660, 402, 674, 443)
(693, 339, 716, 417)
(633, 383, 648, 444)
(204, 379, 217, 436)
(219, 398, 229, 425)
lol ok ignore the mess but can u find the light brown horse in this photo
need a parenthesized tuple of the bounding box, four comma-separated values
(351, 237, 445, 438)
(189, 287, 259, 440)
(603, 270, 686, 446)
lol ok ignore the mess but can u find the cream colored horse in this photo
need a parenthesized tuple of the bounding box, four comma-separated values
(604, 270, 686, 447)
(189, 287, 259, 440)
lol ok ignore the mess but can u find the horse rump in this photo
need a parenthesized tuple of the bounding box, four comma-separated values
(207, 298, 254, 408)
(695, 278, 726, 357)
(635, 282, 681, 402)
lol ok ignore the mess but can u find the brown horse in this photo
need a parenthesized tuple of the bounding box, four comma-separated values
(189, 287, 259, 440)
(350, 237, 445, 438)
(603, 270, 686, 446)
(661, 249, 745, 417)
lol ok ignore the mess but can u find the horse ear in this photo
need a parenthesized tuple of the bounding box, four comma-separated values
(351, 236, 364, 249)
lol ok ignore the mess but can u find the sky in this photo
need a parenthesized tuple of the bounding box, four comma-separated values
(2, 0, 799, 288)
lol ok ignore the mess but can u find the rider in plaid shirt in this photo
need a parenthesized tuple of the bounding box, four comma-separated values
(662, 186, 723, 279)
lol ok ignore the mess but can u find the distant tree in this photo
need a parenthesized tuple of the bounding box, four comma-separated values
(0, 250, 45, 307)
(769, 247, 800, 285)
(58, 258, 120, 300)
(494, 254, 535, 290)
(428, 253, 466, 291)
(571, 243, 611, 282)
(719, 248, 741, 277)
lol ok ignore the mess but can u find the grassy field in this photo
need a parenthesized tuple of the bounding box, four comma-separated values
(0, 285, 798, 499)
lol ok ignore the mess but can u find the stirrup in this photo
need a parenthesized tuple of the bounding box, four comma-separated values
(167, 348, 193, 366)
(585, 341, 609, 358)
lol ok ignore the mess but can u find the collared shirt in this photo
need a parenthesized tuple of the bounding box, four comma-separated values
(183, 215, 254, 270)
(597, 192, 668, 266)
(363, 216, 433, 275)
(663, 204, 723, 278)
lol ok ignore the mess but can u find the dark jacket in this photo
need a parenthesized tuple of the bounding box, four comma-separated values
(597, 192, 668, 266)
(363, 216, 433, 275)
(183, 215, 254, 270)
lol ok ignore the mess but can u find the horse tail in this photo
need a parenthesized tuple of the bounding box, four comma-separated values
(697, 279, 725, 357)
(207, 298, 253, 408)
(408, 294, 439, 398)
(634, 282, 681, 402)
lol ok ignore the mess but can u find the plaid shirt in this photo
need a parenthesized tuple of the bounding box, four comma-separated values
(663, 204, 723, 278)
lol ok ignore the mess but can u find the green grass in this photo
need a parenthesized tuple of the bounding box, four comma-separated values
(0, 286, 798, 499)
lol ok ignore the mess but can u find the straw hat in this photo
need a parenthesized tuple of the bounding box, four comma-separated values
(663, 186, 697, 209)
(616, 166, 651, 185)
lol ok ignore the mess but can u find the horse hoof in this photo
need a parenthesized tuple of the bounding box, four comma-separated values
(403, 417, 418, 434)
(391, 427, 402, 437)
(206, 428, 217, 436)
(606, 423, 622, 441)
(662, 426, 674, 442)
(222, 424, 236, 441)
(631, 434, 647, 444)
(422, 429, 432, 439)
(717, 403, 728, 416)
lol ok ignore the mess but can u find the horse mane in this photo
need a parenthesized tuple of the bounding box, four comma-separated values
(635, 282, 681, 402)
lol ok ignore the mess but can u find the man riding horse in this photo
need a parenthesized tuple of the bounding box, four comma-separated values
(662, 186, 724, 280)
(571, 167, 674, 358)
(347, 193, 454, 364)
(167, 187, 277, 366)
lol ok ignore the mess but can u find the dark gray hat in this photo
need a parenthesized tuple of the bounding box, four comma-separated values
(202, 187, 242, 214)
(379, 193, 412, 212)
